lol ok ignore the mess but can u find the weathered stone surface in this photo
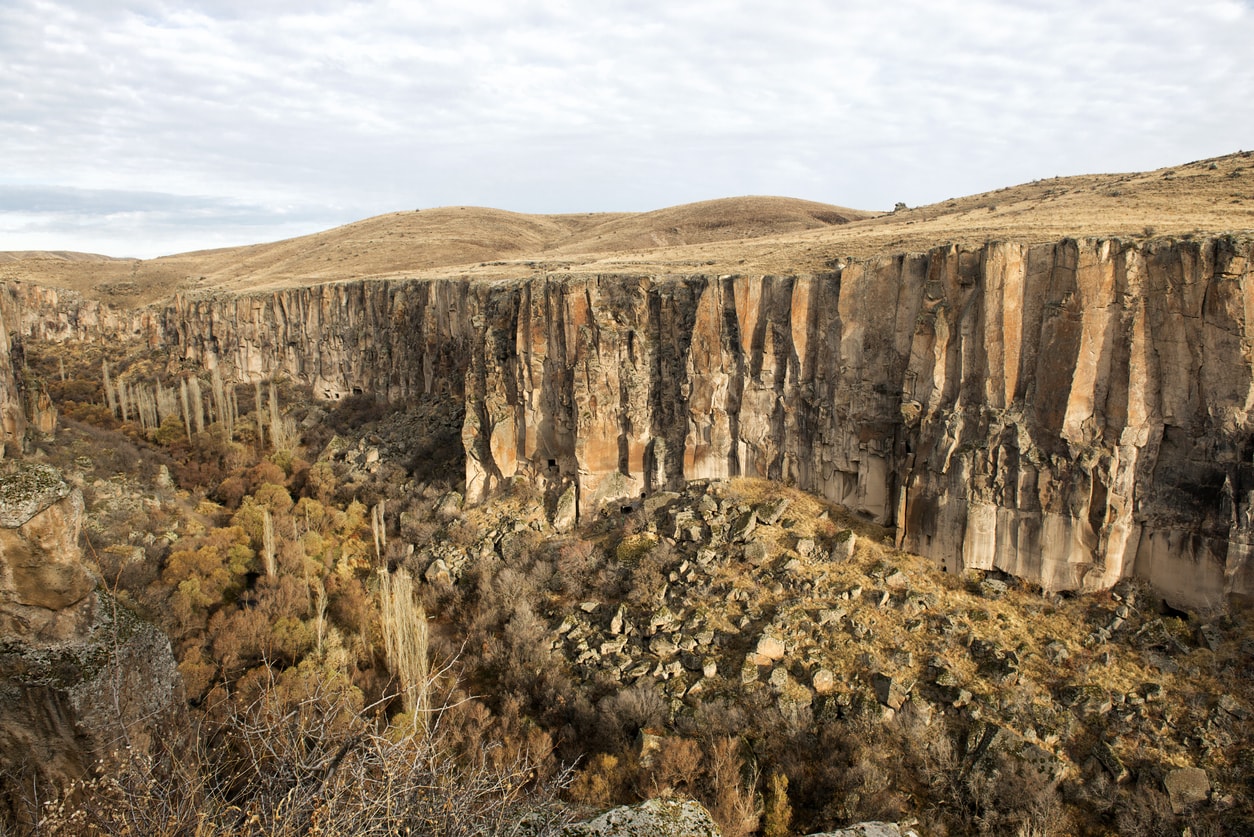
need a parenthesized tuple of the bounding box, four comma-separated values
(0, 465, 96, 641)
(804, 825, 921, 837)
(754, 633, 787, 661)
(830, 531, 857, 563)
(0, 590, 183, 826)
(1163, 766, 1210, 813)
(0, 462, 182, 826)
(15, 237, 1254, 606)
(553, 484, 578, 533)
(424, 558, 452, 586)
(566, 798, 722, 837)
(871, 672, 911, 710)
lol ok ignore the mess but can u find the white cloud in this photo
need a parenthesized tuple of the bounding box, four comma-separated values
(1, 0, 1251, 255)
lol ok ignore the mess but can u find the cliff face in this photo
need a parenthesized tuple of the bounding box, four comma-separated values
(0, 464, 182, 823)
(15, 237, 1254, 607)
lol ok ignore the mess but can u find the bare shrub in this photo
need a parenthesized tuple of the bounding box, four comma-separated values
(37, 674, 572, 837)
(706, 736, 760, 837)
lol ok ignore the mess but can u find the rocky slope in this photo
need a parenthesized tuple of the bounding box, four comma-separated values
(13, 235, 1254, 607)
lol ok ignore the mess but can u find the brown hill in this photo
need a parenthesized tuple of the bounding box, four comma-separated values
(3, 152, 1253, 303)
(548, 195, 874, 256)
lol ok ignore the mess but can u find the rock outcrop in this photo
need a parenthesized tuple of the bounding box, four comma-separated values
(0, 464, 182, 825)
(565, 798, 722, 837)
(0, 286, 27, 455)
(13, 236, 1254, 606)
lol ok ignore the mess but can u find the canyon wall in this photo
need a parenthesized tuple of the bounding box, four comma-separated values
(14, 236, 1254, 606)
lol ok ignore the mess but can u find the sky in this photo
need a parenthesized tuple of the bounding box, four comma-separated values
(2, 0, 1252, 258)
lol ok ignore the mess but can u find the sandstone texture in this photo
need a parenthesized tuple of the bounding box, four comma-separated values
(0, 463, 182, 823)
(0, 463, 95, 641)
(14, 236, 1254, 606)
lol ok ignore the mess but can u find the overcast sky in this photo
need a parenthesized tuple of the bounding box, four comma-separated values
(2, 1, 1252, 258)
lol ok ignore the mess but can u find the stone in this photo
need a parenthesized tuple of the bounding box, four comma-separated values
(871, 672, 911, 710)
(979, 577, 1009, 599)
(553, 484, 578, 533)
(423, 558, 451, 586)
(796, 537, 816, 557)
(610, 604, 627, 635)
(728, 510, 757, 541)
(434, 491, 462, 520)
(1163, 766, 1210, 813)
(804, 824, 921, 837)
(1093, 740, 1129, 784)
(649, 635, 678, 658)
(758, 497, 790, 526)
(566, 797, 722, 837)
(1197, 623, 1223, 651)
(0, 465, 96, 637)
(22, 235, 1254, 610)
(644, 491, 681, 516)
(744, 540, 770, 566)
(0, 465, 182, 818)
(754, 634, 787, 661)
(1218, 693, 1250, 719)
(812, 668, 836, 694)
(829, 531, 856, 563)
(884, 570, 909, 590)
(818, 608, 845, 626)
(768, 666, 789, 689)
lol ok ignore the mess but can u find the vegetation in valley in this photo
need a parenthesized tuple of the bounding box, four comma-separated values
(5, 338, 1252, 836)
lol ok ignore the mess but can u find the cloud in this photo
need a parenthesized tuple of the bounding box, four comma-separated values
(1, 0, 1251, 256)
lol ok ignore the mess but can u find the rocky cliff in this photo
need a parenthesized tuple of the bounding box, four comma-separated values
(0, 464, 182, 824)
(14, 236, 1254, 607)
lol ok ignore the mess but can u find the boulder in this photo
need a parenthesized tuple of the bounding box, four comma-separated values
(0, 464, 96, 641)
(728, 510, 757, 542)
(830, 531, 856, 563)
(804, 824, 920, 837)
(871, 672, 911, 710)
(1163, 766, 1210, 813)
(757, 497, 790, 526)
(754, 633, 787, 662)
(566, 797, 722, 837)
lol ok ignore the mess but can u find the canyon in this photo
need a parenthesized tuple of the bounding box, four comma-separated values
(11, 234, 1253, 609)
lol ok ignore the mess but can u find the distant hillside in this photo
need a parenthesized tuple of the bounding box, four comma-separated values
(2, 151, 1253, 304)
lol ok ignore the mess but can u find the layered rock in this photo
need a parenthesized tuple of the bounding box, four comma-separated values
(11, 236, 1254, 606)
(0, 464, 182, 824)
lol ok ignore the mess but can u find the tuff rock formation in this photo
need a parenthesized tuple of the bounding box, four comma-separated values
(0, 463, 182, 824)
(14, 236, 1254, 606)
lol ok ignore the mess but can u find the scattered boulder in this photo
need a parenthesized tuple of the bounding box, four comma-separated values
(1163, 766, 1210, 813)
(424, 558, 452, 586)
(744, 540, 770, 566)
(566, 797, 722, 837)
(1093, 740, 1129, 784)
(753, 633, 787, 662)
(830, 530, 856, 562)
(728, 510, 758, 541)
(804, 824, 920, 837)
(871, 672, 911, 711)
(758, 497, 790, 526)
(434, 490, 463, 520)
(812, 668, 836, 694)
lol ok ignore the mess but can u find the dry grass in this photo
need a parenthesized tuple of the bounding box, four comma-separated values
(7, 151, 1251, 305)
